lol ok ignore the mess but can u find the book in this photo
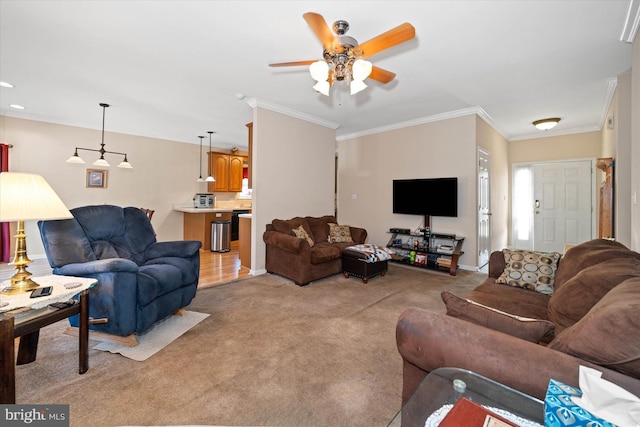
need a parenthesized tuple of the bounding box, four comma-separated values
(439, 397, 517, 427)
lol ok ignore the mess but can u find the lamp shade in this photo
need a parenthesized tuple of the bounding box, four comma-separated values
(0, 172, 72, 221)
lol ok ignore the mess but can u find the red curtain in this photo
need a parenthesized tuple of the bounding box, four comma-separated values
(0, 143, 10, 262)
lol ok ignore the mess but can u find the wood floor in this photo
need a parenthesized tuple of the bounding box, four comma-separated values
(199, 241, 251, 287)
(0, 241, 250, 288)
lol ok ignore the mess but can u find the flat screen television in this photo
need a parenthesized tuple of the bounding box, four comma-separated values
(393, 177, 458, 217)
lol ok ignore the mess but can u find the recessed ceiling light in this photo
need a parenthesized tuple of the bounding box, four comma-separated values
(0, 81, 14, 88)
(9, 104, 25, 110)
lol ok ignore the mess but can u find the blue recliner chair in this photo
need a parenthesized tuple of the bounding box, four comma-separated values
(38, 205, 202, 337)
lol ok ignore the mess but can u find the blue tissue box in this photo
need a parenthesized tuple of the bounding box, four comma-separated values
(544, 379, 617, 426)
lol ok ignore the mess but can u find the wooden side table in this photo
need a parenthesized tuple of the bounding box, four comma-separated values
(0, 277, 95, 404)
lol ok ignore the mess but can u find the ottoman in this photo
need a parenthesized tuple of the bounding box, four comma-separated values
(342, 244, 391, 283)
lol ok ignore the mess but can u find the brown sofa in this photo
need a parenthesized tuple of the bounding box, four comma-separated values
(263, 215, 367, 286)
(396, 239, 640, 413)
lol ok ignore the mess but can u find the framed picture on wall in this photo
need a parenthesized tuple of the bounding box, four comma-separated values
(86, 169, 108, 188)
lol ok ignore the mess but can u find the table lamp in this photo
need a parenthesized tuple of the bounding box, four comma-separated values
(0, 172, 73, 294)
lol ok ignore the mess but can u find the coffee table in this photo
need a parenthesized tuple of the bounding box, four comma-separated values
(0, 275, 96, 404)
(389, 367, 544, 427)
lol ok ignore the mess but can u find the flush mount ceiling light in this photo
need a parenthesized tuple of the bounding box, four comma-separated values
(533, 117, 561, 131)
(66, 103, 132, 168)
(269, 12, 415, 96)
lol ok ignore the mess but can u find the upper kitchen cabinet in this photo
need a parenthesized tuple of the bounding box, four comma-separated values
(208, 152, 248, 192)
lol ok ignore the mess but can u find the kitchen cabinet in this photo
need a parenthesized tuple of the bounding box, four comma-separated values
(208, 152, 247, 192)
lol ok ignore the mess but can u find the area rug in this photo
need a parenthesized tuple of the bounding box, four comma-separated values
(93, 311, 210, 361)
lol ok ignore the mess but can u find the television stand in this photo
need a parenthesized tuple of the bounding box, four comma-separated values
(386, 230, 464, 276)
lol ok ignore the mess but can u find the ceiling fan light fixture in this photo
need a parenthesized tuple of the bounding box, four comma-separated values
(352, 59, 372, 81)
(309, 60, 329, 82)
(533, 117, 561, 131)
(350, 79, 367, 95)
(313, 80, 330, 96)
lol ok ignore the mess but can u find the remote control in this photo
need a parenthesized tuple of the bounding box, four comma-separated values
(64, 282, 82, 289)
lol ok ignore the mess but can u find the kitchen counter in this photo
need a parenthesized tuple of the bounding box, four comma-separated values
(174, 205, 251, 251)
(173, 207, 234, 213)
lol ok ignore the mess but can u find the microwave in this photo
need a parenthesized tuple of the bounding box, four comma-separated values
(194, 193, 215, 208)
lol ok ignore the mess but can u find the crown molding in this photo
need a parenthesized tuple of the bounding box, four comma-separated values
(621, 0, 640, 43)
(336, 106, 502, 141)
(246, 97, 340, 129)
(599, 77, 618, 128)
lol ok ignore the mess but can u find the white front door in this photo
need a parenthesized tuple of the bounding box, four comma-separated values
(532, 160, 594, 252)
(478, 149, 491, 268)
(512, 160, 595, 252)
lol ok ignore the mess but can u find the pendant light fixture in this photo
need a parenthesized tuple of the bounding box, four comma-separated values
(66, 103, 132, 168)
(205, 131, 215, 182)
(196, 135, 205, 182)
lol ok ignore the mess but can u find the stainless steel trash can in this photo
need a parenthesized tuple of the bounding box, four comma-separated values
(211, 220, 231, 252)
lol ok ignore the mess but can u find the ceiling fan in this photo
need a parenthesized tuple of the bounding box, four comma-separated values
(269, 12, 416, 95)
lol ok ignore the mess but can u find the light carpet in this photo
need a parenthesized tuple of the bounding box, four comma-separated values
(15, 265, 485, 426)
(94, 311, 210, 361)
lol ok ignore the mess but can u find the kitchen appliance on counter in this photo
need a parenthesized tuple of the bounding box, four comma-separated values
(193, 193, 215, 208)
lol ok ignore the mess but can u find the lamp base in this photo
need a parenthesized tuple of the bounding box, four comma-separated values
(2, 273, 40, 295)
(1, 220, 41, 294)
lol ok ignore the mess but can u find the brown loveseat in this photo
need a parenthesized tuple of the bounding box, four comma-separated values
(263, 215, 367, 286)
(396, 239, 640, 414)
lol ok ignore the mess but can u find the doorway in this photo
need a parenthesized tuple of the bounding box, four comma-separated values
(512, 159, 595, 252)
(478, 148, 491, 269)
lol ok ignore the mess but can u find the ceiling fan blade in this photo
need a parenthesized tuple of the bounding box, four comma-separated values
(303, 12, 336, 51)
(269, 60, 317, 67)
(368, 66, 396, 84)
(357, 22, 416, 58)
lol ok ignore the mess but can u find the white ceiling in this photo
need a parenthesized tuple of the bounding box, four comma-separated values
(0, 1, 635, 150)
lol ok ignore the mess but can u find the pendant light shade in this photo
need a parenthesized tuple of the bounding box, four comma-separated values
(206, 131, 215, 182)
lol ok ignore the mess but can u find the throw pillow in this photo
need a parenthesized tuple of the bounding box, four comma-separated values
(327, 223, 353, 243)
(441, 291, 555, 343)
(495, 249, 561, 294)
(292, 225, 314, 247)
(548, 278, 640, 378)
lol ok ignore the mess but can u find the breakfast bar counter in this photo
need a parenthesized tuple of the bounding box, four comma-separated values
(174, 205, 251, 251)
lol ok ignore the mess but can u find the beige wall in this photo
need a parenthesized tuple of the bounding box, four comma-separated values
(337, 114, 478, 269)
(611, 74, 632, 247)
(0, 115, 203, 258)
(251, 107, 336, 274)
(508, 132, 601, 164)
(476, 117, 509, 252)
(632, 35, 640, 251)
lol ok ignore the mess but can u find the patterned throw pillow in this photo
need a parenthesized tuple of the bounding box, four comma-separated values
(495, 249, 561, 294)
(292, 225, 314, 247)
(327, 223, 353, 243)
